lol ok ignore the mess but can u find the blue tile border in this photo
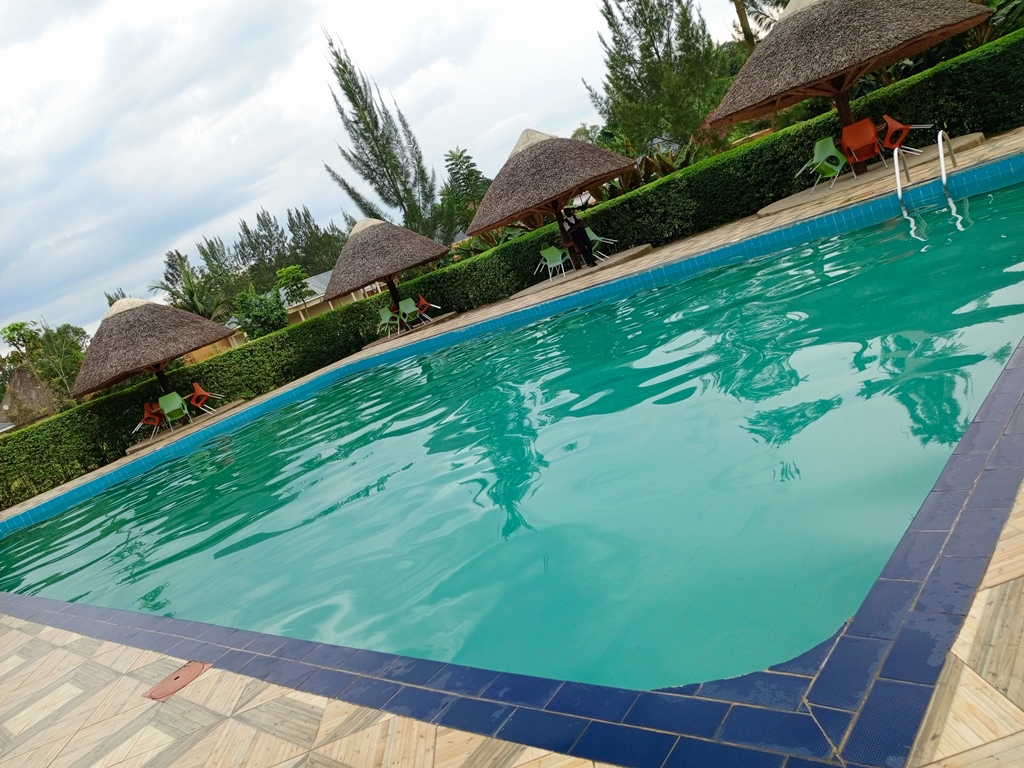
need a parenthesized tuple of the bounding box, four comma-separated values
(3, 149, 1024, 767)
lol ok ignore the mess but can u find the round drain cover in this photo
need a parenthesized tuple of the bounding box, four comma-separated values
(143, 661, 211, 701)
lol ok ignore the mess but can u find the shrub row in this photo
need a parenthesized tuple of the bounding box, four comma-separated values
(3, 29, 1024, 510)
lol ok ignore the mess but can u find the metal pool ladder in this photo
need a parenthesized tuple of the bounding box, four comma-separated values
(893, 130, 968, 236)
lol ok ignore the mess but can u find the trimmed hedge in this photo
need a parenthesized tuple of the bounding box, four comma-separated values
(3, 29, 1024, 510)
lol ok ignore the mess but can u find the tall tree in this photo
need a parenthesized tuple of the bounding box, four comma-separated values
(323, 35, 443, 239)
(585, 0, 728, 153)
(0, 320, 89, 407)
(731, 0, 757, 51)
(104, 288, 129, 306)
(286, 206, 346, 275)
(162, 250, 191, 292)
(234, 210, 288, 292)
(148, 264, 232, 322)
(438, 148, 491, 240)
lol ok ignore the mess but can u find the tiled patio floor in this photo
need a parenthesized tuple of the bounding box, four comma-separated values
(0, 614, 615, 768)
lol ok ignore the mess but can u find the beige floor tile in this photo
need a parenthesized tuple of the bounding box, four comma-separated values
(4, 682, 83, 737)
(92, 645, 153, 674)
(909, 656, 1024, 766)
(174, 669, 247, 717)
(381, 716, 435, 768)
(0, 734, 74, 767)
(433, 727, 494, 768)
(916, 728, 1024, 767)
(204, 718, 308, 768)
(516, 756, 595, 768)
(314, 717, 392, 768)
(81, 675, 158, 729)
(235, 691, 324, 750)
(314, 700, 392, 749)
(233, 680, 292, 716)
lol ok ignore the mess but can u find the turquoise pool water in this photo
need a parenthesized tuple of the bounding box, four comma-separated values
(4, 186, 1024, 690)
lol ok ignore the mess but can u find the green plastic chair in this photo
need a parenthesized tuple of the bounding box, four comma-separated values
(398, 298, 420, 329)
(796, 137, 848, 189)
(378, 307, 400, 338)
(537, 246, 573, 280)
(585, 227, 614, 261)
(157, 392, 193, 431)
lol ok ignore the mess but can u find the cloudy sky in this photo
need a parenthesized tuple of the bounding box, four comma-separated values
(0, 0, 739, 343)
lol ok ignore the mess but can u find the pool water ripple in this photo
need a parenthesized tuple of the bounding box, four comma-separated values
(5, 185, 1024, 690)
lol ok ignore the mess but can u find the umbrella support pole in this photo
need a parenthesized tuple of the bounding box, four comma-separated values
(552, 206, 583, 270)
(155, 369, 173, 395)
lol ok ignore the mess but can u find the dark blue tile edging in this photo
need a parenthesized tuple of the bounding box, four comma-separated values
(3, 151, 1024, 768)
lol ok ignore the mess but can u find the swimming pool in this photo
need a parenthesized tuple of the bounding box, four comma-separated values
(4, 180, 1024, 696)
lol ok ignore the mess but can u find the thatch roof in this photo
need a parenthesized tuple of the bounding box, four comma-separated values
(707, 0, 991, 127)
(467, 131, 634, 235)
(72, 298, 234, 397)
(323, 219, 448, 301)
(1, 366, 58, 426)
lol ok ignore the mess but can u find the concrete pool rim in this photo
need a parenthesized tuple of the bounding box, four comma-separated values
(4, 151, 1024, 767)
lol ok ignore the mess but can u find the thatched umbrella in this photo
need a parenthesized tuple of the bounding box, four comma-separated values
(707, 0, 991, 129)
(72, 298, 234, 397)
(466, 129, 634, 243)
(323, 219, 448, 308)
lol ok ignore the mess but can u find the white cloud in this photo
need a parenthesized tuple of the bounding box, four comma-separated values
(0, 0, 741, 344)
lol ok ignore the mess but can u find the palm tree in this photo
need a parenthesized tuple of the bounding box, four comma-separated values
(731, 0, 788, 51)
(148, 267, 232, 322)
(731, 0, 757, 51)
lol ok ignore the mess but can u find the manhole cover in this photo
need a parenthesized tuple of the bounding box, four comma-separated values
(143, 661, 211, 701)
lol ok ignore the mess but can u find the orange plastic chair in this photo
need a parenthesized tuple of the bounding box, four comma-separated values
(186, 382, 223, 414)
(841, 118, 887, 173)
(881, 115, 933, 155)
(416, 294, 440, 321)
(132, 402, 165, 438)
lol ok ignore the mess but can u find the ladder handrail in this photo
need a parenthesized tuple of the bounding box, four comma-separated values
(893, 146, 912, 201)
(937, 130, 958, 195)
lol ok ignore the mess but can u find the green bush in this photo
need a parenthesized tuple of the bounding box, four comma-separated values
(4, 29, 1024, 511)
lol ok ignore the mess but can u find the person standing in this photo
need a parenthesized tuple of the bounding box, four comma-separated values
(561, 208, 597, 267)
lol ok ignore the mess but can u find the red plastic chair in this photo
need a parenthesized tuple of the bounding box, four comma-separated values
(880, 114, 933, 156)
(416, 294, 440, 321)
(841, 118, 888, 174)
(186, 382, 223, 414)
(132, 402, 165, 438)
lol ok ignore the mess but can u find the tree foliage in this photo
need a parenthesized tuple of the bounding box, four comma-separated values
(233, 286, 288, 339)
(234, 210, 289, 293)
(148, 259, 233, 322)
(585, 0, 729, 154)
(286, 206, 346, 275)
(437, 148, 492, 241)
(325, 35, 443, 238)
(275, 265, 316, 309)
(0, 319, 89, 408)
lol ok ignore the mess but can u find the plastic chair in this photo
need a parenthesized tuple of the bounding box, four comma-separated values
(880, 114, 933, 156)
(157, 392, 193, 431)
(398, 298, 420, 329)
(131, 402, 165, 438)
(416, 294, 440, 321)
(378, 307, 400, 338)
(841, 118, 887, 172)
(585, 227, 613, 261)
(536, 246, 574, 280)
(186, 382, 223, 414)
(795, 137, 848, 189)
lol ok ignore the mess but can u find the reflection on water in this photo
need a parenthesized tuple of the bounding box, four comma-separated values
(5, 184, 1024, 689)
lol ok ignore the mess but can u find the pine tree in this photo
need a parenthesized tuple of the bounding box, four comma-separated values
(323, 35, 443, 240)
(585, 0, 728, 153)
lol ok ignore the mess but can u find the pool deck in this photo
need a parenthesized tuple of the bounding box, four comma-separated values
(4, 126, 1024, 767)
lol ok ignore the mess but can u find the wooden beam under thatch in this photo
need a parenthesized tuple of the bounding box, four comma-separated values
(467, 131, 635, 236)
(72, 299, 234, 397)
(707, 0, 991, 127)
